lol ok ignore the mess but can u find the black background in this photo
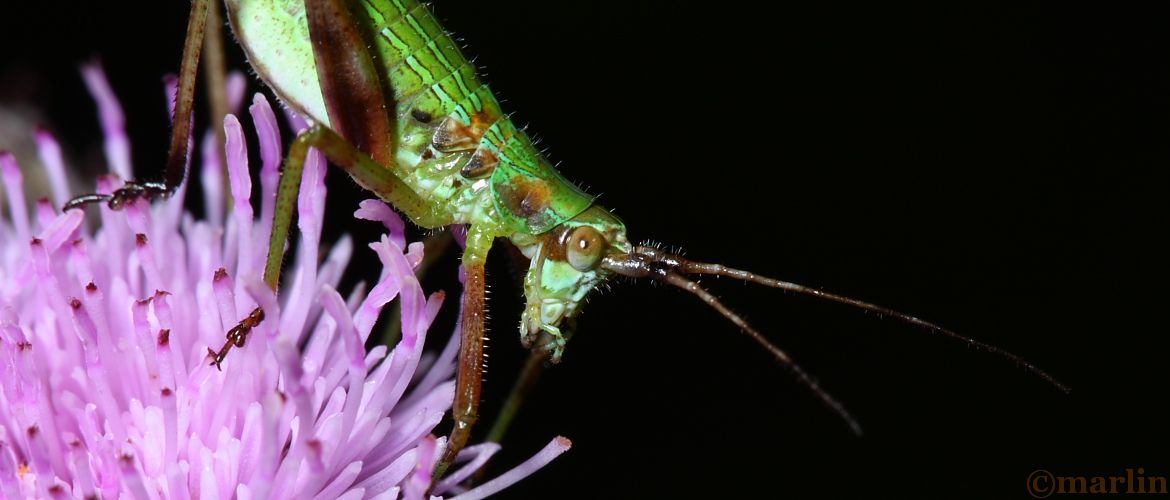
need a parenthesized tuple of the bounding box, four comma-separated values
(2, 1, 1167, 499)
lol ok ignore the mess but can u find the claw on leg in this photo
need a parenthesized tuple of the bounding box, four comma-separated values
(207, 306, 264, 370)
(63, 180, 173, 212)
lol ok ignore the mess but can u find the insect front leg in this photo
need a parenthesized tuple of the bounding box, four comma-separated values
(209, 124, 444, 367)
(434, 224, 496, 482)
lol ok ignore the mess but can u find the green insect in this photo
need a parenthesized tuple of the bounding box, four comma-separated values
(64, 0, 1068, 481)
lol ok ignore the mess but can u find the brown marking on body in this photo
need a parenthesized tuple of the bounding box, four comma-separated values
(542, 225, 573, 261)
(432, 110, 497, 152)
(499, 177, 553, 227)
(460, 148, 499, 179)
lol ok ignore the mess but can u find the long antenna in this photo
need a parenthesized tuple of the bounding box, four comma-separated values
(661, 271, 863, 436)
(632, 246, 1070, 394)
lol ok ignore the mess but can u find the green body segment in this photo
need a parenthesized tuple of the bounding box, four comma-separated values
(227, 0, 629, 367)
(227, 0, 593, 235)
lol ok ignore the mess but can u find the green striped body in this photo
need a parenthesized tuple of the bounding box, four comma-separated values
(227, 0, 630, 352)
(226, 0, 594, 235)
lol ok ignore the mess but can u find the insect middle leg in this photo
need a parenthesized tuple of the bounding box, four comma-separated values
(210, 127, 499, 484)
(208, 124, 445, 366)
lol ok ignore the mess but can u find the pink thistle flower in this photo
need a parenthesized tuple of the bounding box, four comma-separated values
(0, 63, 568, 499)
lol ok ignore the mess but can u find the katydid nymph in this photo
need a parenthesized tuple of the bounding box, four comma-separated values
(63, 0, 1070, 482)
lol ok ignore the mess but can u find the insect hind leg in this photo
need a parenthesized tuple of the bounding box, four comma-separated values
(64, 0, 211, 212)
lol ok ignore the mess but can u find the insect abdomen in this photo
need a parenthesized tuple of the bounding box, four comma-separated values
(357, 0, 500, 125)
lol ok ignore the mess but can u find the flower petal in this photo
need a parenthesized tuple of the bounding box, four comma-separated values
(450, 437, 572, 500)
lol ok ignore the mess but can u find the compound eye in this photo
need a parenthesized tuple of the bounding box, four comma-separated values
(566, 226, 605, 271)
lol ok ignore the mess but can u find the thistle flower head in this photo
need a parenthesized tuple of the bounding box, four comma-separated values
(0, 63, 567, 499)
